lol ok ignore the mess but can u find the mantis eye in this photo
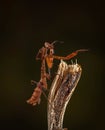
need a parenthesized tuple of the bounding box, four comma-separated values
(45, 42, 50, 48)
(45, 42, 54, 49)
(50, 49, 54, 54)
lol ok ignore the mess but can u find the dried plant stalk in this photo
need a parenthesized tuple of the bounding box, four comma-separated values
(47, 60, 82, 130)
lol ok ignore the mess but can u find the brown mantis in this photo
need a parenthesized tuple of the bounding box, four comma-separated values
(26, 41, 88, 106)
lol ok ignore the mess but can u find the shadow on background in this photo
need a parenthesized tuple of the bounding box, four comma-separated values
(0, 1, 105, 130)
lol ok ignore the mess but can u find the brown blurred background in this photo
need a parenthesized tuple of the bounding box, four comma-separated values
(0, 1, 105, 130)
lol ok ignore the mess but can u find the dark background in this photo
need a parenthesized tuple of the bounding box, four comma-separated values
(0, 1, 105, 130)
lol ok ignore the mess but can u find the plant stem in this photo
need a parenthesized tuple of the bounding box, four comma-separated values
(47, 60, 82, 130)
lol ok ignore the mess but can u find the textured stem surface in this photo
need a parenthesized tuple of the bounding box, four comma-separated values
(47, 60, 82, 130)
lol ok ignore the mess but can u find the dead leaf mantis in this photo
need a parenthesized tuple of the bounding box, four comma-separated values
(27, 41, 88, 106)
